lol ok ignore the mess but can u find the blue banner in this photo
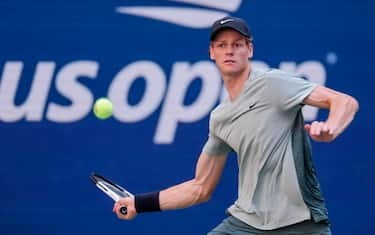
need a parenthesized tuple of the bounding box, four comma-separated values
(0, 1, 373, 234)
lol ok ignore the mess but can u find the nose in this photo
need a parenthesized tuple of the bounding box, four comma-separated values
(225, 46, 234, 55)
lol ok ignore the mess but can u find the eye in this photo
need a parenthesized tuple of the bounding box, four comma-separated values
(235, 42, 244, 48)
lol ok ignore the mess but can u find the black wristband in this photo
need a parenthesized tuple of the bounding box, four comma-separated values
(135, 191, 161, 213)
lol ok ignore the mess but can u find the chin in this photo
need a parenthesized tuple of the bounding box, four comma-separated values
(223, 70, 241, 77)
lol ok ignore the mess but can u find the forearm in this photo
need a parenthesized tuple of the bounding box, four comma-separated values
(129, 153, 226, 215)
(326, 94, 359, 139)
(303, 85, 359, 142)
(159, 179, 210, 210)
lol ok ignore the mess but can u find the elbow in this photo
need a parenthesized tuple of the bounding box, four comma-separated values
(351, 97, 359, 113)
(345, 95, 359, 113)
(199, 189, 212, 203)
(194, 183, 213, 204)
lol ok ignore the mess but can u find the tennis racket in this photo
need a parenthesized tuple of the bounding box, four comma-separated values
(90, 173, 133, 215)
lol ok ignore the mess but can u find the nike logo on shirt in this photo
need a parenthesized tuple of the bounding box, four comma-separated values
(249, 103, 256, 110)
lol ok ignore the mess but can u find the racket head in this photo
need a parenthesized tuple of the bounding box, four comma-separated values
(90, 173, 133, 201)
(90, 173, 131, 215)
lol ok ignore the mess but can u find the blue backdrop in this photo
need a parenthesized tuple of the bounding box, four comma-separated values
(0, 1, 373, 234)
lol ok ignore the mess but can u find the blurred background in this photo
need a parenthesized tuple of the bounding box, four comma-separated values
(0, 0, 373, 234)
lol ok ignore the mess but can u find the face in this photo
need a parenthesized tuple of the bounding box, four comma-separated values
(210, 29, 253, 77)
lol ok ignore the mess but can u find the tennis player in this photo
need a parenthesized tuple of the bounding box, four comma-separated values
(113, 16, 359, 234)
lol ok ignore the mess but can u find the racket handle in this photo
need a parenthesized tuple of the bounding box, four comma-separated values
(120, 206, 128, 215)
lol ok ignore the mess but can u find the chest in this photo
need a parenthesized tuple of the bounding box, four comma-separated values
(214, 95, 297, 157)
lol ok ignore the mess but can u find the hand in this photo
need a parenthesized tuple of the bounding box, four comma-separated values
(304, 121, 336, 142)
(112, 196, 137, 220)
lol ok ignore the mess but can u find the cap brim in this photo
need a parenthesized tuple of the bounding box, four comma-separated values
(210, 25, 250, 41)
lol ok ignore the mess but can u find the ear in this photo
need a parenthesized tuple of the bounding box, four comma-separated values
(209, 45, 215, 60)
(248, 43, 254, 59)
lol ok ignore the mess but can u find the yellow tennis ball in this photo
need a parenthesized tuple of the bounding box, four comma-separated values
(93, 98, 113, 120)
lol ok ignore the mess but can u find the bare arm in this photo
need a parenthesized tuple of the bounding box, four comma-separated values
(114, 152, 228, 219)
(303, 85, 359, 142)
(159, 152, 228, 210)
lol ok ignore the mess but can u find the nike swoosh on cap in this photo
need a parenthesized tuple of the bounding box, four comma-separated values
(220, 19, 234, 24)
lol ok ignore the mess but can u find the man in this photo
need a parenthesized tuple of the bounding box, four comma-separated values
(113, 16, 359, 234)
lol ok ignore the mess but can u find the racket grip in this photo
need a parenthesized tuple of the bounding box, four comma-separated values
(120, 206, 128, 215)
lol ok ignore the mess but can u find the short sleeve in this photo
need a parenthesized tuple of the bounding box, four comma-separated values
(202, 112, 232, 156)
(266, 70, 317, 110)
(202, 133, 232, 156)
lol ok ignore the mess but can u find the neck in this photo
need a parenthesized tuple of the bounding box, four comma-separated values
(222, 63, 252, 101)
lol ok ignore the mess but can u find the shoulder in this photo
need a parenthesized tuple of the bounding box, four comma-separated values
(249, 68, 296, 86)
(263, 68, 294, 81)
(207, 100, 231, 130)
(210, 102, 228, 121)
(260, 69, 314, 89)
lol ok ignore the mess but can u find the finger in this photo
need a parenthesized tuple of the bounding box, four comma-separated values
(118, 197, 129, 204)
(311, 121, 320, 136)
(115, 199, 130, 219)
(116, 205, 125, 218)
(304, 124, 311, 132)
(113, 202, 118, 213)
(329, 128, 334, 135)
(317, 121, 328, 136)
(322, 123, 336, 136)
(327, 124, 335, 135)
(120, 208, 129, 219)
(117, 210, 123, 219)
(316, 121, 326, 135)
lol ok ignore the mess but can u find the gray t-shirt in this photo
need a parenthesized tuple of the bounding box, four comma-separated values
(203, 68, 321, 230)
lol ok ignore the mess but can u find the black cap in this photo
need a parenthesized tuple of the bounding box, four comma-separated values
(210, 16, 252, 41)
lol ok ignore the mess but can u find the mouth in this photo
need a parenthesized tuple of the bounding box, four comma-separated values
(223, 59, 235, 64)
